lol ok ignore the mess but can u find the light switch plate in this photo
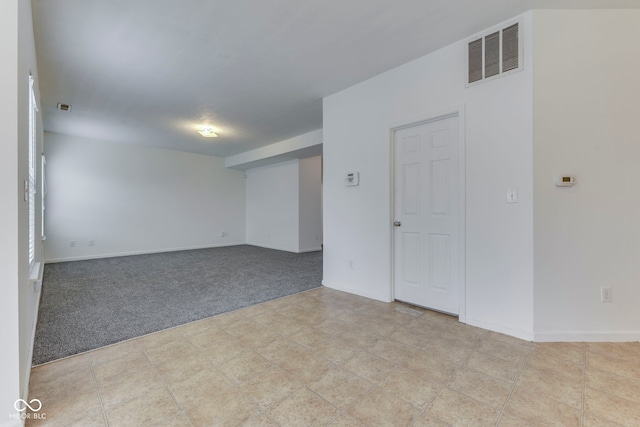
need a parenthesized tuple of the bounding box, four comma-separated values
(506, 188, 518, 204)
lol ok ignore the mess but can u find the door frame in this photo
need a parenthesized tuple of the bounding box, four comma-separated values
(389, 105, 467, 322)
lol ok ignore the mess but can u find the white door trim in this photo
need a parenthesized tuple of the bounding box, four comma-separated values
(389, 105, 466, 323)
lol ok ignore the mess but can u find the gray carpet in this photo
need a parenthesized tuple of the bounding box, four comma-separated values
(33, 245, 322, 365)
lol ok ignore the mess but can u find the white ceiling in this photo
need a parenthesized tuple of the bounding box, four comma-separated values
(31, 0, 640, 158)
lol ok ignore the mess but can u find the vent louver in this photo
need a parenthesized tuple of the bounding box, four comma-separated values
(502, 23, 519, 72)
(468, 39, 483, 83)
(467, 21, 521, 85)
(484, 31, 500, 78)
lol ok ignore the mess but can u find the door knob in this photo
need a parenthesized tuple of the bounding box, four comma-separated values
(394, 221, 402, 227)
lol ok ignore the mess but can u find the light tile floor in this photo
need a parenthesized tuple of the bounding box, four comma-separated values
(26, 287, 640, 426)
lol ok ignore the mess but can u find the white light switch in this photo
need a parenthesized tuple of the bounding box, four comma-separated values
(506, 188, 518, 204)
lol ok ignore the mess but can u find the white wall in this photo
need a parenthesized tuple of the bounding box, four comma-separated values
(246, 156, 323, 253)
(0, 2, 21, 424)
(18, 0, 44, 413)
(1, 0, 44, 424)
(225, 129, 322, 170)
(532, 10, 640, 341)
(246, 160, 300, 252)
(44, 132, 246, 261)
(299, 156, 323, 252)
(323, 13, 534, 339)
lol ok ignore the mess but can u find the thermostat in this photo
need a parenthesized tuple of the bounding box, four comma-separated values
(555, 176, 576, 187)
(345, 172, 359, 186)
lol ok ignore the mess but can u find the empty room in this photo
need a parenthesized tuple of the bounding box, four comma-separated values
(2, 0, 640, 426)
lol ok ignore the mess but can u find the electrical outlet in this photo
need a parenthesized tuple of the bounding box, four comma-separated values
(70, 240, 76, 248)
(506, 188, 518, 204)
(220, 231, 228, 238)
(348, 260, 354, 269)
(89, 239, 95, 246)
(601, 286, 613, 303)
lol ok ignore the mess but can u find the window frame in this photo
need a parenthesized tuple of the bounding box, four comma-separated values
(28, 74, 38, 270)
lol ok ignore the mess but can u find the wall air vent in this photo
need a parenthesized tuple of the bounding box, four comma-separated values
(466, 20, 522, 86)
(56, 103, 72, 112)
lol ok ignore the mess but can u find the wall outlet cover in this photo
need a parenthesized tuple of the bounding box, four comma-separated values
(345, 172, 359, 186)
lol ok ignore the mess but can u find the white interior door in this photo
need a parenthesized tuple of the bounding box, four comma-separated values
(393, 115, 460, 315)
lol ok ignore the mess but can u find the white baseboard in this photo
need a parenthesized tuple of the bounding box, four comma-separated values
(245, 242, 322, 254)
(245, 242, 298, 253)
(44, 242, 246, 263)
(467, 321, 640, 343)
(534, 330, 640, 342)
(298, 247, 322, 253)
(321, 280, 392, 303)
(465, 317, 534, 342)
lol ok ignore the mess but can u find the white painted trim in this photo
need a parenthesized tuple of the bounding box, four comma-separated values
(322, 280, 393, 303)
(44, 242, 246, 263)
(28, 262, 43, 284)
(388, 106, 462, 133)
(388, 126, 396, 304)
(298, 247, 322, 253)
(245, 242, 298, 253)
(20, 283, 42, 425)
(388, 105, 467, 320)
(457, 106, 467, 323)
(534, 331, 640, 343)
(466, 317, 534, 342)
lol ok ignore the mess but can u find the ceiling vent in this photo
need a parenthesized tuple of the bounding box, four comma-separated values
(467, 20, 522, 86)
(56, 103, 72, 112)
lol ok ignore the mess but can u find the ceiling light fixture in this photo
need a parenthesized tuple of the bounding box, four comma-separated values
(197, 126, 218, 138)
